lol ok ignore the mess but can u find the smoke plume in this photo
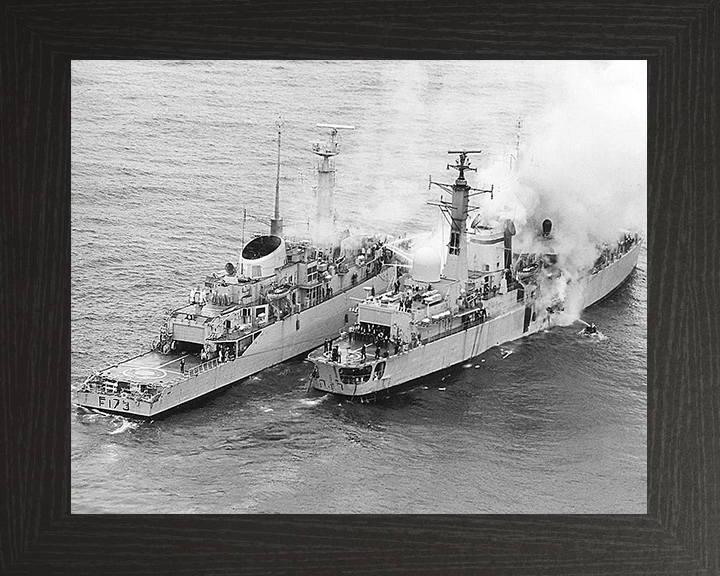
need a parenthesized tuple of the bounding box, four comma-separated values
(475, 61, 647, 323)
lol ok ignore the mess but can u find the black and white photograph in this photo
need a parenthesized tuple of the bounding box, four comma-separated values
(71, 60, 647, 514)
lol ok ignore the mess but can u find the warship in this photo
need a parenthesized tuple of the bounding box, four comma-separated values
(77, 122, 393, 417)
(308, 150, 643, 400)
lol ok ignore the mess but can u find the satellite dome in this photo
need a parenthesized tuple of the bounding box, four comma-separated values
(411, 246, 441, 283)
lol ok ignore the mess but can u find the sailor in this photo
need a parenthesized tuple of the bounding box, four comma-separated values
(180, 359, 185, 374)
(361, 344, 366, 361)
(375, 345, 380, 360)
(371, 285, 376, 297)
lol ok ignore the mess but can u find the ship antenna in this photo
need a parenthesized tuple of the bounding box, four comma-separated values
(242, 206, 246, 246)
(428, 150, 493, 282)
(270, 116, 284, 238)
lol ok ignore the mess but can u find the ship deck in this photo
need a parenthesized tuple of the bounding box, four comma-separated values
(308, 338, 384, 366)
(99, 350, 202, 385)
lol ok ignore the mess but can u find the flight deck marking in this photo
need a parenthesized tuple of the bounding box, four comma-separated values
(122, 367, 168, 380)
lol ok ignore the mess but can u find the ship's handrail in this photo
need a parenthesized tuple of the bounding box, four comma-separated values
(165, 353, 239, 384)
(187, 357, 222, 376)
(422, 313, 488, 346)
(323, 312, 489, 368)
(590, 235, 642, 275)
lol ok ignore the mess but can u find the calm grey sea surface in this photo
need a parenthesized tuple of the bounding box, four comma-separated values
(71, 61, 646, 513)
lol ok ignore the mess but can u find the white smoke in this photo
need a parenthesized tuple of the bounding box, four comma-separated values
(519, 61, 646, 259)
(474, 61, 647, 324)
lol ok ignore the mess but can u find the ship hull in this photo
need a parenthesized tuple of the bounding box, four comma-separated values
(76, 273, 390, 417)
(311, 242, 642, 399)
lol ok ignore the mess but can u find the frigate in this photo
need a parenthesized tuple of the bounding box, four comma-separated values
(308, 150, 642, 400)
(77, 122, 393, 417)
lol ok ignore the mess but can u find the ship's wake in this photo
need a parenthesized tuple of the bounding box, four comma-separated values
(108, 418, 139, 435)
(298, 394, 331, 407)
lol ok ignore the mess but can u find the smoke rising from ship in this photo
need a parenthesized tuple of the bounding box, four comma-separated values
(475, 61, 647, 324)
(291, 61, 646, 326)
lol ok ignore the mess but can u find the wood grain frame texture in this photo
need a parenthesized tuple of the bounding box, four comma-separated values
(1, 1, 718, 574)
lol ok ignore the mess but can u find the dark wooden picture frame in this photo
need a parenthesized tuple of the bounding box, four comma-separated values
(1, 2, 718, 574)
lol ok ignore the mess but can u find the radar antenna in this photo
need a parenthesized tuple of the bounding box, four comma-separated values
(313, 124, 355, 158)
(429, 151, 493, 199)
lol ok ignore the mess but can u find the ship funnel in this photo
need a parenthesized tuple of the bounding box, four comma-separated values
(542, 219, 553, 237)
(503, 219, 516, 286)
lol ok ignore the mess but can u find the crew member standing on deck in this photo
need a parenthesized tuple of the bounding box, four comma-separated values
(180, 358, 185, 374)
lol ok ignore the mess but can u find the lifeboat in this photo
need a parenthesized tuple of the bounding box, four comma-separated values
(266, 284, 293, 302)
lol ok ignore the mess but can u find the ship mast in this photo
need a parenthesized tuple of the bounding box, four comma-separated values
(270, 116, 284, 238)
(429, 151, 493, 282)
(312, 123, 355, 246)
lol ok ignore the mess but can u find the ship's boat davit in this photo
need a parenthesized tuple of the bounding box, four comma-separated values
(240, 234, 286, 279)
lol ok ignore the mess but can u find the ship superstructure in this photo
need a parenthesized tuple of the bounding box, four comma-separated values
(76, 122, 393, 417)
(308, 150, 642, 400)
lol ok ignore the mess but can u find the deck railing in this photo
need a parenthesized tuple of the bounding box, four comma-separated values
(422, 314, 487, 346)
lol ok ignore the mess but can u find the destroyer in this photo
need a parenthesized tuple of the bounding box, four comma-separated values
(308, 150, 642, 400)
(77, 122, 393, 417)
